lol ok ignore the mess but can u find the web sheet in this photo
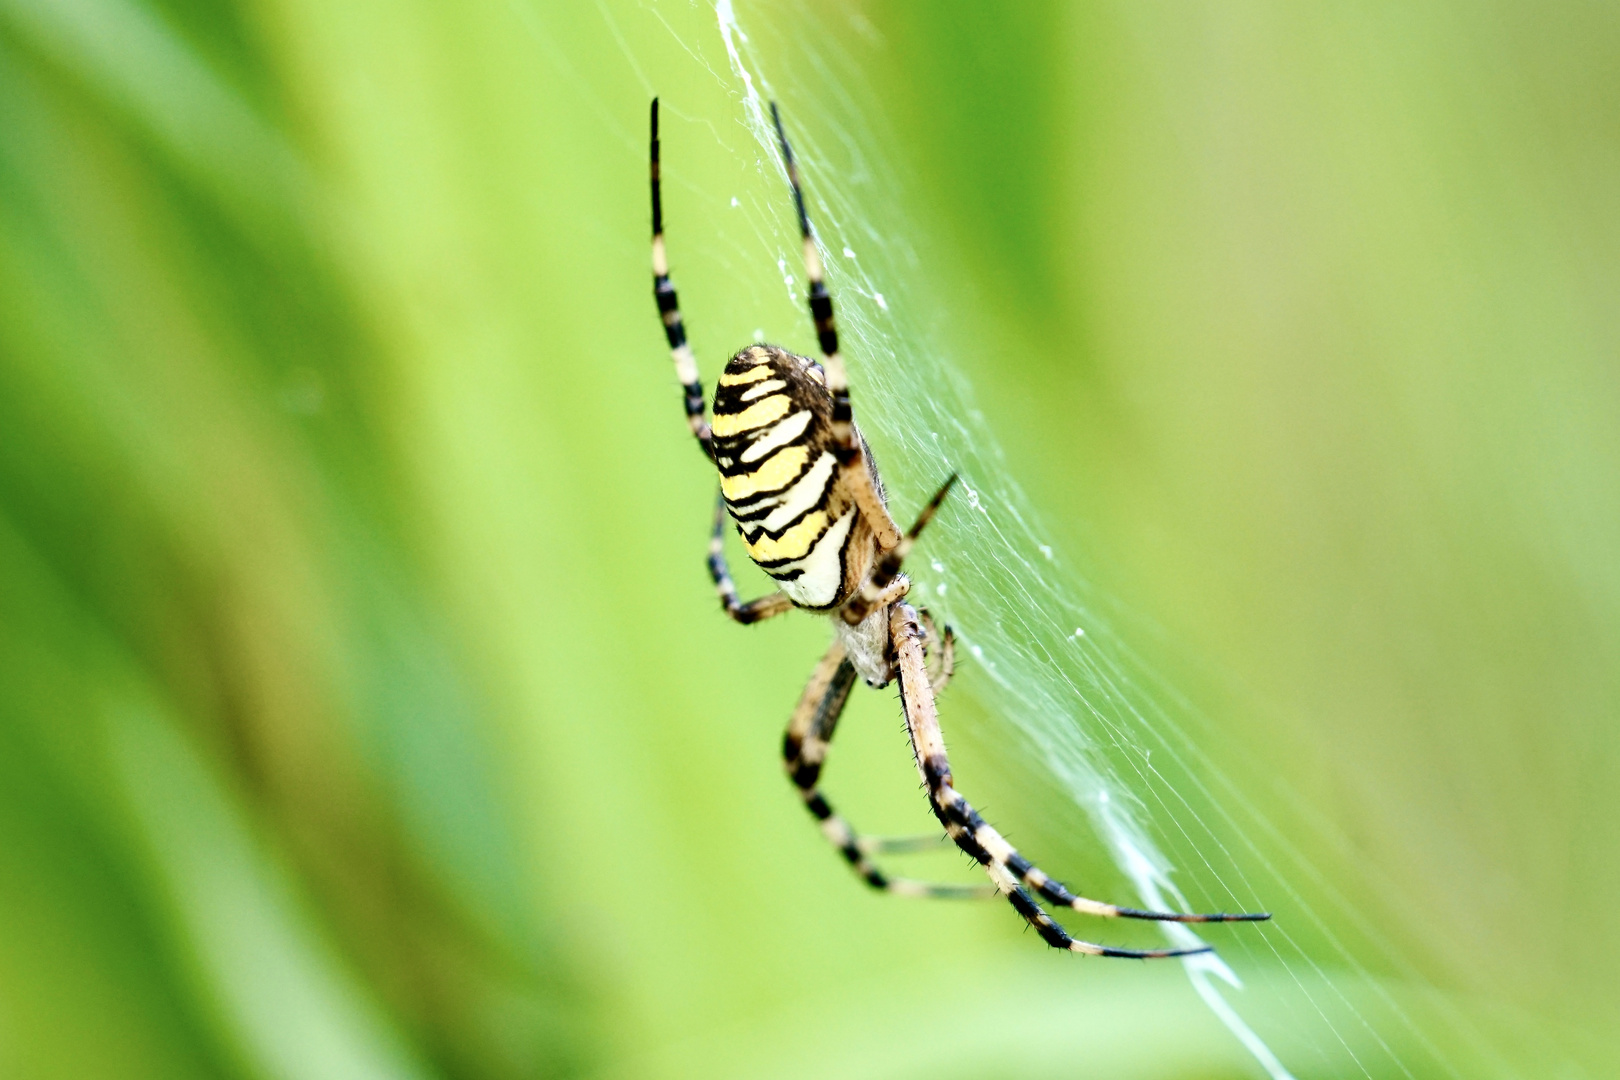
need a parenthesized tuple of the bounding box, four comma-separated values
(566, 2, 1524, 1076)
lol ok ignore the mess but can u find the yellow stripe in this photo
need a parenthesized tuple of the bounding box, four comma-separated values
(721, 445, 809, 501)
(718, 365, 774, 386)
(711, 393, 791, 437)
(745, 511, 829, 562)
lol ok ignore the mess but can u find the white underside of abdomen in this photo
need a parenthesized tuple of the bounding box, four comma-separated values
(777, 509, 854, 608)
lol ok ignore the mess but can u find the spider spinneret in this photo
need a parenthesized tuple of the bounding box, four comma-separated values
(648, 97, 1270, 958)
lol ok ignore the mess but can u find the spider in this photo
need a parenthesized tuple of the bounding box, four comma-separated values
(647, 98, 1269, 957)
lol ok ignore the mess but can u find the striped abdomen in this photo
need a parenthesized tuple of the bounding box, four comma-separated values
(712, 345, 879, 610)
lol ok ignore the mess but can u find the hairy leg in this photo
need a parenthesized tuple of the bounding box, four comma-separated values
(890, 602, 1268, 957)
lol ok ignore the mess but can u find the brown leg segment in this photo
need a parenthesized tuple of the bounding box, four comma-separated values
(840, 474, 956, 626)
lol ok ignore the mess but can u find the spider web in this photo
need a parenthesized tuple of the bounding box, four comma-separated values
(554, 2, 1528, 1077)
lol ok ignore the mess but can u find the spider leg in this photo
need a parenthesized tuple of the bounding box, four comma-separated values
(918, 611, 954, 696)
(841, 474, 956, 625)
(784, 637, 997, 900)
(889, 602, 1270, 958)
(856, 833, 953, 856)
(708, 491, 793, 624)
(649, 99, 714, 461)
(769, 102, 903, 553)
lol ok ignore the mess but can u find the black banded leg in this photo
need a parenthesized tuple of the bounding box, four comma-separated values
(708, 492, 792, 624)
(889, 603, 1270, 958)
(650, 98, 714, 460)
(785, 638, 996, 901)
(918, 610, 955, 695)
(768, 102, 903, 552)
(841, 474, 957, 625)
(857, 833, 953, 856)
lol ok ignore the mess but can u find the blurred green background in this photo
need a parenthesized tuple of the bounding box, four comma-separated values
(2, 0, 1617, 1077)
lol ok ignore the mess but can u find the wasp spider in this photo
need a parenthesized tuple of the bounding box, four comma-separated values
(648, 99, 1269, 957)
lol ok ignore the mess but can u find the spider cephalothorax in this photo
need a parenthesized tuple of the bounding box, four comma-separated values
(648, 97, 1270, 955)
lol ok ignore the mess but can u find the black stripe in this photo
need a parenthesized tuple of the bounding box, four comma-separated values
(649, 98, 663, 237)
(932, 795, 992, 865)
(1011, 853, 1079, 910)
(654, 277, 679, 313)
(683, 381, 705, 418)
(791, 760, 821, 791)
(727, 498, 783, 524)
(739, 513, 840, 570)
(719, 456, 819, 515)
(1007, 887, 1071, 949)
(729, 463, 837, 540)
(710, 400, 791, 430)
(713, 420, 819, 477)
(813, 660, 857, 740)
(1025, 870, 1088, 911)
(711, 392, 791, 420)
(809, 285, 838, 356)
(706, 550, 731, 585)
(712, 375, 776, 403)
(804, 793, 833, 821)
(778, 513, 856, 612)
(808, 288, 833, 325)
(770, 101, 811, 239)
(653, 277, 687, 351)
(729, 603, 775, 625)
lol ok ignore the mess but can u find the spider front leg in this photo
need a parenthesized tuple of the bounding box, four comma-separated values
(783, 637, 995, 900)
(889, 602, 1270, 958)
(707, 492, 793, 624)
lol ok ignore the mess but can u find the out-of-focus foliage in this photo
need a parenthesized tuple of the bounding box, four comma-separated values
(0, 1, 1615, 1078)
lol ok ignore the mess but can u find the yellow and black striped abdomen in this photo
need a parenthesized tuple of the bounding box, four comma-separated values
(712, 345, 865, 610)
